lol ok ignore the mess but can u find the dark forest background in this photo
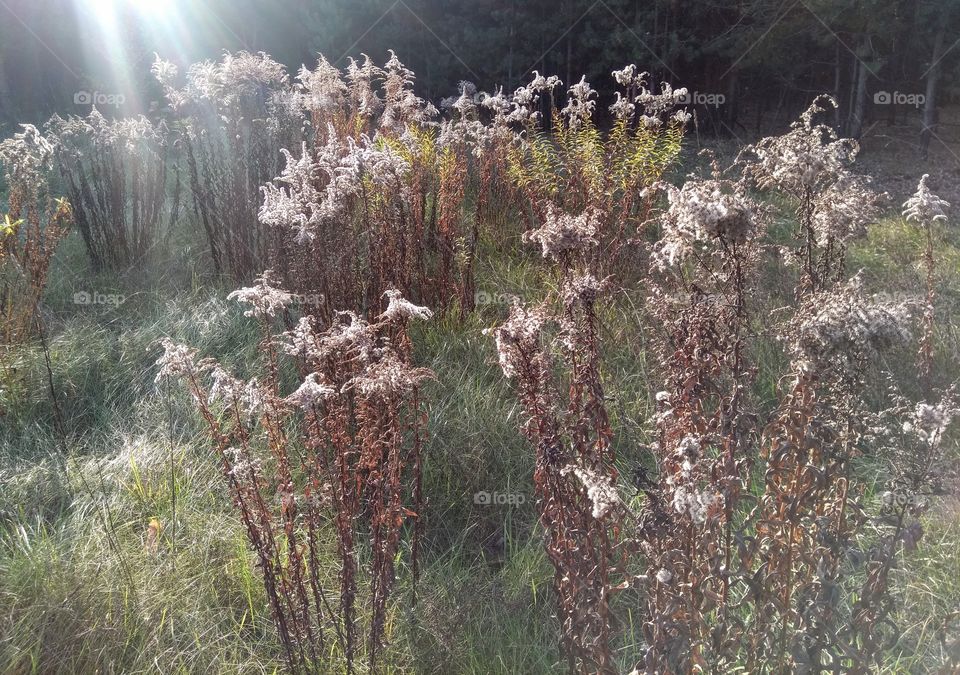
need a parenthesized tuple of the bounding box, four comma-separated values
(1, 0, 958, 148)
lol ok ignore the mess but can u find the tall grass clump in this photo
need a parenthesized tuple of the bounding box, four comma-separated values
(156, 274, 433, 673)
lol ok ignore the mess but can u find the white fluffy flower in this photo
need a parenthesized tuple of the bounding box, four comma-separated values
(793, 272, 913, 372)
(486, 302, 548, 379)
(380, 289, 434, 322)
(671, 485, 720, 525)
(903, 174, 949, 225)
(297, 56, 347, 112)
(154, 338, 199, 383)
(523, 203, 600, 260)
(612, 64, 640, 87)
(652, 179, 760, 268)
(742, 96, 858, 198)
(563, 465, 620, 519)
(346, 352, 432, 397)
(609, 92, 635, 121)
(227, 272, 293, 318)
(0, 123, 54, 191)
(561, 76, 597, 128)
(286, 373, 335, 410)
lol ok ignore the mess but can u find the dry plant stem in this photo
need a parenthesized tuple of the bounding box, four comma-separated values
(918, 224, 935, 390)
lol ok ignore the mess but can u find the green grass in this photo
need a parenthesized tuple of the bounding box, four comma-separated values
(0, 202, 959, 673)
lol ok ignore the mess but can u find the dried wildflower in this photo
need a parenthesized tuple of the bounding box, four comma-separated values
(509, 71, 561, 125)
(652, 178, 760, 268)
(903, 174, 950, 225)
(156, 51, 289, 110)
(563, 464, 619, 519)
(154, 338, 200, 383)
(810, 173, 885, 247)
(216, 52, 287, 103)
(152, 50, 295, 279)
(207, 364, 245, 405)
(380, 289, 433, 322)
(443, 80, 478, 118)
(609, 92, 636, 122)
(912, 400, 955, 445)
(670, 485, 720, 525)
(345, 53, 384, 118)
(792, 273, 913, 373)
(258, 137, 366, 244)
(241, 378, 266, 419)
(486, 302, 548, 379)
(561, 273, 607, 308)
(380, 50, 436, 129)
(279, 317, 319, 358)
(901, 175, 949, 382)
(741, 96, 857, 197)
(347, 351, 432, 396)
(561, 76, 597, 129)
(225, 447, 263, 478)
(612, 64, 641, 87)
(480, 85, 512, 120)
(655, 568, 672, 584)
(45, 109, 174, 270)
(523, 203, 600, 260)
(260, 143, 321, 243)
(0, 124, 54, 191)
(286, 372, 335, 410)
(320, 311, 375, 356)
(150, 55, 178, 87)
(298, 55, 347, 112)
(227, 271, 293, 318)
(635, 82, 687, 124)
(360, 140, 410, 186)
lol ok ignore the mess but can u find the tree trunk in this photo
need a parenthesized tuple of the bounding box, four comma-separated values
(848, 38, 870, 139)
(833, 39, 842, 131)
(725, 69, 739, 131)
(507, 0, 516, 84)
(0, 48, 10, 123)
(921, 21, 947, 160)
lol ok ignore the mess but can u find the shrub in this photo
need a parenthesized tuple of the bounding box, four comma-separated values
(488, 65, 690, 672)
(491, 97, 958, 673)
(0, 124, 71, 344)
(46, 110, 175, 270)
(156, 276, 433, 673)
(153, 51, 299, 280)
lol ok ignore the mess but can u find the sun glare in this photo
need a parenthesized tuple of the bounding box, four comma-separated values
(87, 0, 172, 25)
